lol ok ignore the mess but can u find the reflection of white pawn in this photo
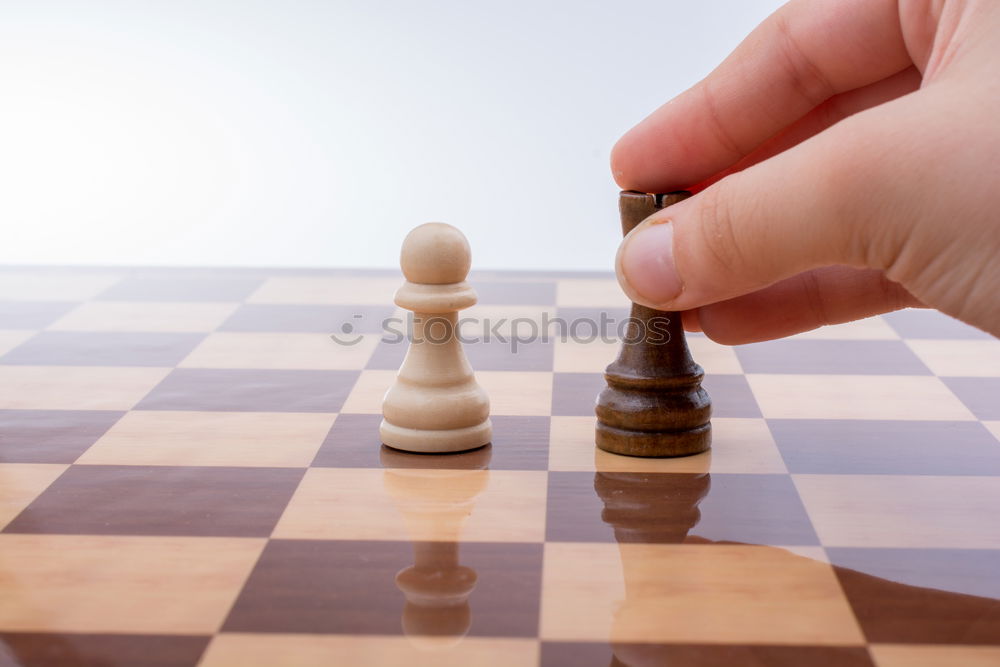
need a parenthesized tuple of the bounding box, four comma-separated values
(380, 223, 492, 453)
(381, 445, 492, 647)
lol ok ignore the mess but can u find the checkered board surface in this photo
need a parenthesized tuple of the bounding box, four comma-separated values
(0, 266, 999, 667)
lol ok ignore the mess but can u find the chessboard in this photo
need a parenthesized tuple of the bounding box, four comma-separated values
(0, 266, 998, 667)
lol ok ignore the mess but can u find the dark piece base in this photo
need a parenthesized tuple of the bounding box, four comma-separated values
(595, 422, 711, 458)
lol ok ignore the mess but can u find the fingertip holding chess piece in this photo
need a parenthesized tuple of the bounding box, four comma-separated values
(380, 222, 492, 453)
(595, 191, 712, 457)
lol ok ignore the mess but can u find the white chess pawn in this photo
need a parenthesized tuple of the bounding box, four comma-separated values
(380, 223, 492, 453)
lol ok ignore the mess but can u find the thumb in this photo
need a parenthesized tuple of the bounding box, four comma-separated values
(615, 104, 907, 312)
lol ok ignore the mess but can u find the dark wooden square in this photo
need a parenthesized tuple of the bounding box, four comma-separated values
(769, 419, 1000, 475)
(223, 539, 543, 637)
(0, 302, 76, 329)
(135, 369, 358, 412)
(540, 642, 875, 667)
(471, 281, 556, 305)
(4, 465, 304, 537)
(829, 547, 1000, 645)
(97, 276, 263, 302)
(883, 309, 992, 339)
(942, 378, 1000, 420)
(312, 414, 549, 471)
(0, 332, 206, 367)
(220, 304, 395, 334)
(0, 633, 209, 667)
(0, 410, 125, 463)
(546, 472, 818, 546)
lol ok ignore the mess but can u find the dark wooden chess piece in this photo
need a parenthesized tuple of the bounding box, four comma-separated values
(595, 191, 712, 457)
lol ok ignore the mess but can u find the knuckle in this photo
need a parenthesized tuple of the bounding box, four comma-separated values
(693, 178, 750, 274)
(798, 271, 832, 327)
(772, 11, 837, 107)
(699, 83, 749, 160)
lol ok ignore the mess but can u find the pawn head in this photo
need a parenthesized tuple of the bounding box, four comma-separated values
(400, 222, 472, 284)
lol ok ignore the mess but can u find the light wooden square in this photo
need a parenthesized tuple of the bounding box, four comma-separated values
(273, 468, 547, 543)
(790, 317, 900, 340)
(0, 464, 68, 529)
(905, 339, 1000, 377)
(778, 545, 830, 563)
(49, 302, 239, 333)
(553, 339, 618, 374)
(0, 366, 171, 410)
(541, 542, 863, 645)
(179, 332, 378, 370)
(984, 421, 1000, 444)
(201, 634, 540, 667)
(547, 416, 785, 473)
(556, 279, 629, 308)
(687, 336, 743, 374)
(248, 277, 400, 305)
(77, 411, 336, 467)
(339, 370, 394, 414)
(746, 374, 975, 420)
(0, 535, 265, 633)
(477, 371, 553, 416)
(793, 474, 1000, 549)
(0, 272, 122, 301)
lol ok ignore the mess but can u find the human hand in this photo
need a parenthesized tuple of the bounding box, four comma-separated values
(611, 0, 1000, 343)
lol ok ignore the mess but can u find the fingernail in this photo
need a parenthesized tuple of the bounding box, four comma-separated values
(616, 218, 682, 306)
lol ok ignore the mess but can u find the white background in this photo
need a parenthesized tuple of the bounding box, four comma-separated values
(0, 0, 784, 271)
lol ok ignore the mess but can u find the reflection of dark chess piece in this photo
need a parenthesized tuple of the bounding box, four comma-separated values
(596, 191, 711, 458)
(381, 445, 491, 646)
(595, 471, 710, 667)
(594, 470, 1000, 665)
(595, 471, 710, 544)
(1, 634, 99, 666)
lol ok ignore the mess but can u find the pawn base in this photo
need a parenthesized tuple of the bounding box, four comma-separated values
(595, 421, 711, 458)
(380, 419, 492, 453)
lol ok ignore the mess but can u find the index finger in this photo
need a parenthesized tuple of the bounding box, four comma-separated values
(611, 0, 912, 192)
